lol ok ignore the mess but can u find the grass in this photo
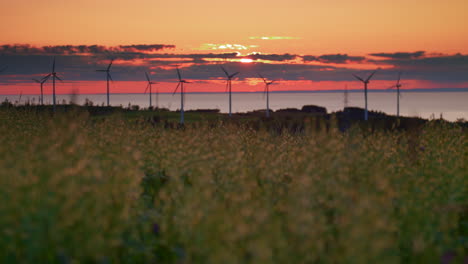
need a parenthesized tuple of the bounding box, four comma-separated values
(0, 108, 466, 263)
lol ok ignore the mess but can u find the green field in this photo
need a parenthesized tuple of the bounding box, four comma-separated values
(0, 108, 466, 263)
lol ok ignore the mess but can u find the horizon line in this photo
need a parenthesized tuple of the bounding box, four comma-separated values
(1, 87, 468, 96)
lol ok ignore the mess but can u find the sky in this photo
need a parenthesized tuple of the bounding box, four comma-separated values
(1, 0, 468, 95)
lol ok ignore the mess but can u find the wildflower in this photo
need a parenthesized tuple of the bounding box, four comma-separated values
(152, 223, 160, 236)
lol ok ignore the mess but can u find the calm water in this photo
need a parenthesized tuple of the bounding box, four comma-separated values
(3, 91, 468, 121)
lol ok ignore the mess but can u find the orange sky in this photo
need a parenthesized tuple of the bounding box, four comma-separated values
(1, 0, 468, 55)
(1, 0, 468, 96)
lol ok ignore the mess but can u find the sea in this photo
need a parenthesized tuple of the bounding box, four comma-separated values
(2, 91, 467, 122)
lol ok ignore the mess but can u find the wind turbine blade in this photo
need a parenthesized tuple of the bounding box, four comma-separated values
(257, 72, 267, 83)
(387, 85, 396, 90)
(220, 66, 229, 77)
(352, 74, 365, 82)
(43, 74, 51, 80)
(108, 73, 113, 82)
(144, 83, 150, 94)
(107, 59, 114, 71)
(225, 81, 229, 92)
(230, 72, 240, 78)
(397, 71, 402, 85)
(42, 73, 52, 81)
(55, 75, 63, 82)
(32, 79, 41, 83)
(365, 70, 377, 82)
(173, 82, 181, 96)
(176, 68, 182, 81)
(145, 72, 150, 83)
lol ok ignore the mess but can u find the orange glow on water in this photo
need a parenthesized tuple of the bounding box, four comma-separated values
(2, 79, 467, 96)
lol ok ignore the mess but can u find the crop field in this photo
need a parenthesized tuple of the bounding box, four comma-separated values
(0, 108, 466, 263)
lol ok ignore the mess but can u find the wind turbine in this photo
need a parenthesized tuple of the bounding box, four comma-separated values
(144, 72, 158, 109)
(258, 73, 276, 118)
(32, 75, 50, 105)
(96, 59, 114, 106)
(352, 70, 377, 121)
(42, 58, 63, 112)
(173, 67, 190, 124)
(220, 66, 239, 117)
(388, 72, 403, 118)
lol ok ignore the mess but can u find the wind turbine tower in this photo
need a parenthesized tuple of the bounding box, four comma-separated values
(42, 58, 63, 112)
(220, 66, 239, 117)
(32, 75, 50, 105)
(173, 68, 190, 124)
(258, 73, 276, 118)
(96, 59, 114, 106)
(144, 72, 158, 109)
(352, 70, 377, 121)
(388, 72, 403, 118)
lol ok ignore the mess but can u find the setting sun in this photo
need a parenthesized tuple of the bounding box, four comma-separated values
(240, 58, 254, 63)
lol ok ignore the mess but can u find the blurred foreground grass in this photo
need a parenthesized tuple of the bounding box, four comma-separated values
(0, 108, 466, 263)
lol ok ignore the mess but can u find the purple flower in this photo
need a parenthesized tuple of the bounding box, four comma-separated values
(441, 250, 456, 264)
(152, 223, 160, 236)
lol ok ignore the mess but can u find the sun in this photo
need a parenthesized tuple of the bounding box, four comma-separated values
(240, 58, 254, 63)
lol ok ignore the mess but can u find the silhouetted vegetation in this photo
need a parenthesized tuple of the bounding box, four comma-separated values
(301, 104, 327, 114)
(2, 100, 468, 134)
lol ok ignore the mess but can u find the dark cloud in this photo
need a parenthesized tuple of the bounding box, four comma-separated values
(42, 45, 106, 55)
(99, 52, 239, 62)
(246, 53, 297, 62)
(381, 53, 468, 82)
(168, 62, 340, 81)
(0, 44, 107, 55)
(0, 44, 175, 56)
(302, 55, 317, 62)
(302, 54, 365, 64)
(369, 51, 425, 59)
(393, 53, 468, 67)
(152, 53, 238, 59)
(147, 53, 468, 83)
(0, 44, 41, 55)
(1, 44, 467, 84)
(319, 54, 365, 64)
